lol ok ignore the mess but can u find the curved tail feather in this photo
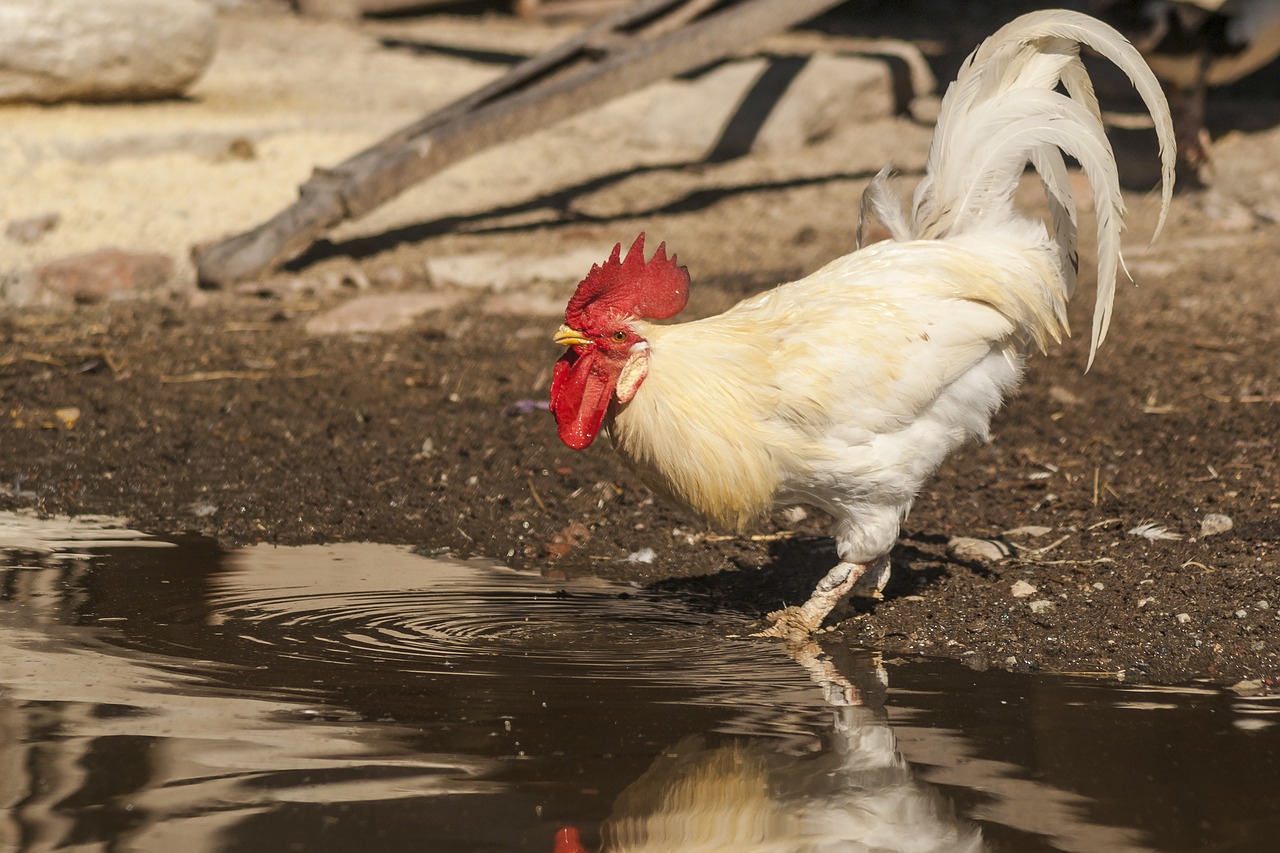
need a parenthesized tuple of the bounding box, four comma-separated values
(871, 9, 1176, 368)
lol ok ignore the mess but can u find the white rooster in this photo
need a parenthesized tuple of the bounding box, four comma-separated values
(549, 9, 1176, 642)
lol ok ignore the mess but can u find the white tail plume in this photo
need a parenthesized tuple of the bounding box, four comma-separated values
(877, 9, 1176, 368)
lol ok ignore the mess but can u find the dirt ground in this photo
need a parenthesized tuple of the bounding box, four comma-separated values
(2, 1, 1277, 688)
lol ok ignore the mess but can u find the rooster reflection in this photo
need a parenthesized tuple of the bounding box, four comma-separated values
(556, 650, 984, 853)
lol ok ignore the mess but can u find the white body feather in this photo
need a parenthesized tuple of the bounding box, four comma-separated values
(606, 10, 1175, 570)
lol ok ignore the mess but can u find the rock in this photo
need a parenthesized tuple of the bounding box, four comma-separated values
(1010, 580, 1038, 598)
(35, 248, 174, 301)
(1027, 599, 1054, 614)
(6, 212, 60, 244)
(0, 0, 217, 103)
(1199, 513, 1234, 537)
(1176, 613, 1192, 624)
(304, 292, 470, 335)
(632, 53, 896, 154)
(948, 536, 1011, 563)
(187, 502, 218, 518)
(1229, 679, 1266, 697)
(753, 53, 898, 152)
(631, 60, 765, 151)
(546, 521, 590, 560)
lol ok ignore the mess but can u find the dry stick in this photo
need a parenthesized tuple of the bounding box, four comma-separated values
(194, 0, 848, 286)
(1012, 533, 1071, 559)
(22, 353, 66, 367)
(527, 478, 549, 513)
(196, 0, 685, 284)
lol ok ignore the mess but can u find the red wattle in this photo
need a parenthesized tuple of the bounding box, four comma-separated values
(549, 349, 615, 450)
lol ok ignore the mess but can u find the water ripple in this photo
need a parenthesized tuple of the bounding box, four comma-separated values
(210, 544, 797, 695)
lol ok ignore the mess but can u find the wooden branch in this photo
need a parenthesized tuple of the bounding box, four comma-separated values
(194, 0, 848, 286)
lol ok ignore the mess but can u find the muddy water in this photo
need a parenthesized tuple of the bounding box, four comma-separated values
(1, 514, 1277, 852)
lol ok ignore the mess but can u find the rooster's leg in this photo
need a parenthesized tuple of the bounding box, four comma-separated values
(755, 560, 872, 642)
(850, 555, 891, 599)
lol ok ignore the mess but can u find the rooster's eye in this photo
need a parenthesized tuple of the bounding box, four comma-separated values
(612, 331, 628, 343)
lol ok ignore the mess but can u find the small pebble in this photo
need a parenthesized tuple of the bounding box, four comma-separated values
(625, 547, 656, 564)
(1235, 609, 1249, 619)
(1010, 580, 1038, 598)
(948, 536, 1010, 562)
(1176, 612, 1191, 624)
(188, 502, 218, 518)
(1229, 679, 1266, 697)
(1028, 599, 1053, 614)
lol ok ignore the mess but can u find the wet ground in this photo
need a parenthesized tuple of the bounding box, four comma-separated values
(2, 515, 1277, 852)
(2, 1, 1278, 691)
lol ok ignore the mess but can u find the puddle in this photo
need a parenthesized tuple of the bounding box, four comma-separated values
(1, 512, 1277, 852)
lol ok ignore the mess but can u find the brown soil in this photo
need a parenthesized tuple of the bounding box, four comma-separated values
(2, 3, 1277, 689)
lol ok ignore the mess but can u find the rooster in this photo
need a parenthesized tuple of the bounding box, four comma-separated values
(549, 9, 1175, 642)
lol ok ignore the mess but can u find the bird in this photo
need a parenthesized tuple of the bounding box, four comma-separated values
(552, 657, 984, 853)
(578, 721, 984, 853)
(1091, 0, 1280, 181)
(548, 9, 1176, 643)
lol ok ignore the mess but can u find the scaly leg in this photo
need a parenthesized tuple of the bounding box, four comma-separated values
(850, 554, 892, 599)
(755, 560, 869, 642)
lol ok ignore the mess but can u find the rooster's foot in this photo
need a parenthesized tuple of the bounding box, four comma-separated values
(754, 560, 869, 643)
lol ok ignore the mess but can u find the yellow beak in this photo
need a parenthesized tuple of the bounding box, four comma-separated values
(554, 324, 592, 347)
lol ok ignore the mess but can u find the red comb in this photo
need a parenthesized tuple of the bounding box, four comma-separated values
(565, 233, 689, 329)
